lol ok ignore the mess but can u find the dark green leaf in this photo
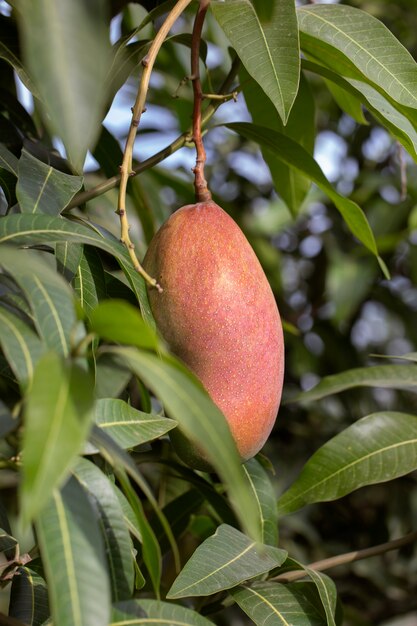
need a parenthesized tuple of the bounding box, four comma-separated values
(9, 567, 49, 626)
(167, 524, 287, 599)
(0, 214, 155, 326)
(0, 143, 18, 176)
(0, 399, 17, 438)
(20, 352, 95, 526)
(35, 477, 111, 626)
(211, 0, 300, 123)
(73, 247, 107, 318)
(55, 242, 84, 282)
(17, 149, 83, 215)
(72, 457, 134, 602)
(277, 412, 417, 516)
(0, 246, 78, 356)
(242, 69, 314, 216)
(112, 599, 215, 626)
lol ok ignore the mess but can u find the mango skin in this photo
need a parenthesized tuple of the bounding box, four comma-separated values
(143, 201, 284, 468)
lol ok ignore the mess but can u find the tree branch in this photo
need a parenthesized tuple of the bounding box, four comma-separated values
(272, 530, 417, 583)
(67, 58, 241, 210)
(117, 0, 193, 291)
(191, 0, 211, 202)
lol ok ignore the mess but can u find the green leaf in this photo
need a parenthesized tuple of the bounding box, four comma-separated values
(35, 477, 111, 626)
(211, 0, 299, 124)
(73, 247, 107, 318)
(109, 346, 263, 542)
(9, 567, 49, 626)
(231, 581, 328, 626)
(0, 247, 78, 356)
(55, 242, 84, 282)
(277, 412, 417, 516)
(325, 79, 368, 125)
(111, 599, 215, 626)
(89, 299, 159, 351)
(0, 39, 38, 95)
(111, 482, 143, 543)
(17, 0, 112, 170)
(242, 69, 315, 216)
(303, 59, 417, 163)
(298, 4, 417, 111)
(94, 354, 132, 400)
(93, 398, 177, 450)
(0, 143, 18, 176)
(72, 457, 134, 602)
(0, 214, 155, 326)
(20, 352, 95, 526)
(242, 458, 279, 547)
(225, 122, 386, 275)
(0, 307, 45, 387)
(286, 364, 417, 404)
(305, 569, 337, 626)
(90, 427, 163, 596)
(167, 525, 287, 599)
(17, 149, 83, 215)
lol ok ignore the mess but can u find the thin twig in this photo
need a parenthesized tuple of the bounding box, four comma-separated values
(191, 0, 212, 202)
(272, 530, 417, 583)
(117, 0, 193, 292)
(67, 58, 241, 210)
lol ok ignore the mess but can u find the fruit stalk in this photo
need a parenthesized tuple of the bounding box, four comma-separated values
(191, 0, 212, 203)
(117, 0, 193, 291)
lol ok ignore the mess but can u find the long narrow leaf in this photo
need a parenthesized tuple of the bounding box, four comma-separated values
(35, 477, 111, 626)
(212, 0, 300, 123)
(20, 352, 95, 526)
(277, 412, 417, 516)
(108, 346, 263, 542)
(286, 364, 417, 404)
(225, 122, 386, 276)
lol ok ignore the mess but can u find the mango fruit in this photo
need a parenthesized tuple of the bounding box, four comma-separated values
(143, 200, 284, 469)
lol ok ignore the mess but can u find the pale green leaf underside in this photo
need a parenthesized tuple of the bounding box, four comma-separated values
(303, 59, 417, 163)
(231, 581, 326, 626)
(298, 4, 417, 110)
(94, 398, 177, 450)
(277, 412, 417, 515)
(211, 0, 300, 123)
(167, 524, 286, 599)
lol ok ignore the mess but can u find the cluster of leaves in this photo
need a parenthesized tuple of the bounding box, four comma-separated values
(1, 0, 417, 624)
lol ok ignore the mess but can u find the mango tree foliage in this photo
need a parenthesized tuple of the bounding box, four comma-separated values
(0, 1, 417, 624)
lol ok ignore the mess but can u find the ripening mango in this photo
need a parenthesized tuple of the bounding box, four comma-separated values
(143, 200, 284, 469)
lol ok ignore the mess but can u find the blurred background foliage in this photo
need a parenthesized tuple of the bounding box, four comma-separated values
(1, 0, 417, 623)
